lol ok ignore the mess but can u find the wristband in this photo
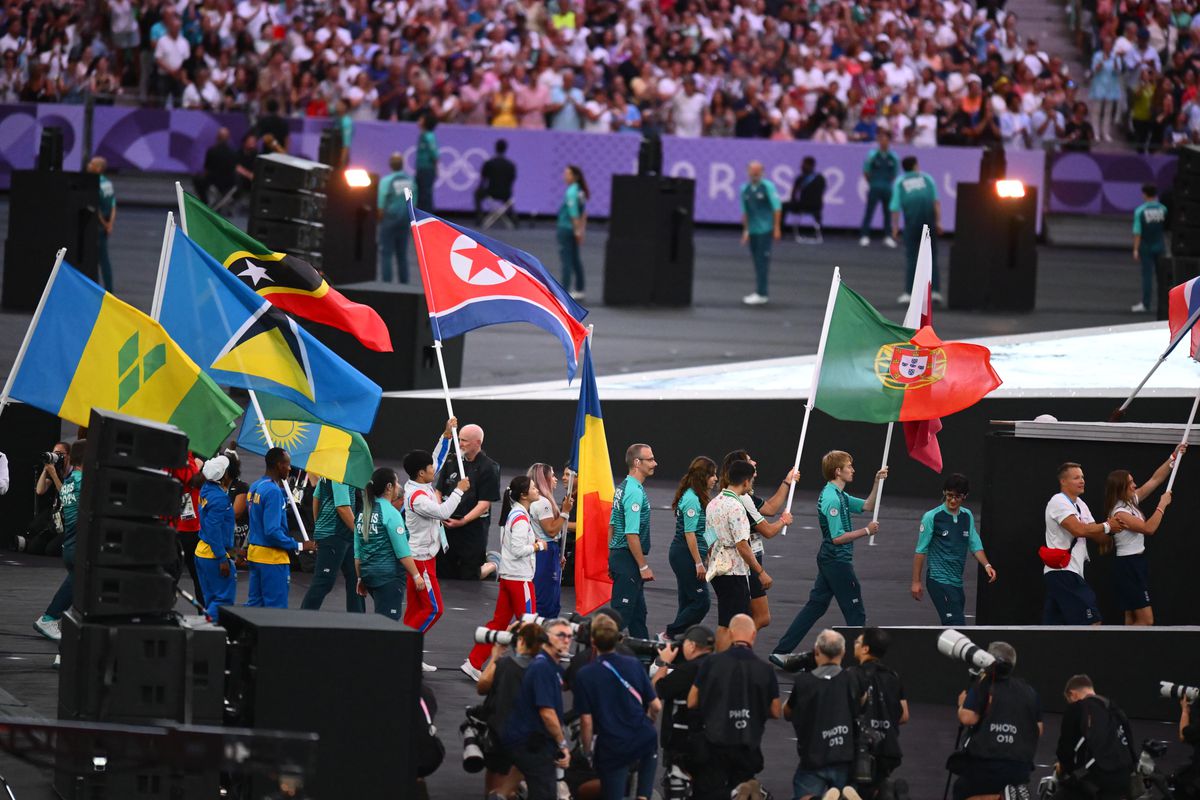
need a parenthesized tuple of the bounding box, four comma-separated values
(1102, 522, 1111, 535)
(1155, 507, 1164, 515)
(984, 563, 992, 570)
(695, 562, 704, 568)
(558, 740, 569, 751)
(639, 564, 650, 572)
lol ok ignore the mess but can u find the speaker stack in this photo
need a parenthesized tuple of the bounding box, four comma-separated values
(248, 152, 330, 271)
(55, 409, 226, 800)
(1158, 146, 1200, 319)
(603, 175, 696, 306)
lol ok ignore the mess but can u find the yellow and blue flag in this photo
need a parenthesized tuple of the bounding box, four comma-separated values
(6, 263, 242, 455)
(159, 232, 382, 433)
(566, 340, 613, 614)
(238, 394, 374, 489)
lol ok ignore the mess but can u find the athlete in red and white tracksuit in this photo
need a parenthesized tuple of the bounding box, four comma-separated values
(402, 479, 463, 633)
(465, 503, 545, 670)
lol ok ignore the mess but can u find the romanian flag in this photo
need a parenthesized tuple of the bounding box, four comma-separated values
(814, 277, 1001, 423)
(237, 394, 373, 489)
(180, 190, 393, 352)
(158, 231, 382, 434)
(566, 340, 614, 615)
(5, 262, 241, 456)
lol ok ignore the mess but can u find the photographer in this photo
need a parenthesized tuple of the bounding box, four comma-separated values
(951, 642, 1042, 800)
(23, 442, 70, 554)
(653, 626, 715, 795)
(848, 628, 908, 797)
(1055, 675, 1136, 800)
(1177, 693, 1200, 798)
(575, 614, 662, 800)
(33, 440, 85, 643)
(476, 621, 545, 800)
(687, 614, 780, 800)
(784, 629, 859, 799)
(502, 617, 575, 800)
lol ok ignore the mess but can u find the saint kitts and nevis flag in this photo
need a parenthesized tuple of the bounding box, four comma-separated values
(179, 190, 393, 352)
(4, 259, 241, 456)
(813, 272, 1001, 424)
(237, 394, 373, 489)
(566, 339, 614, 615)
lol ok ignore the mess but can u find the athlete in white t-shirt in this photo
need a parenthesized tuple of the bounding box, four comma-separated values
(1041, 462, 1123, 625)
(1104, 445, 1182, 626)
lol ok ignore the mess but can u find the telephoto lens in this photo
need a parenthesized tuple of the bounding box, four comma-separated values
(460, 719, 486, 773)
(937, 629, 996, 672)
(622, 636, 662, 659)
(1160, 681, 1200, 702)
(775, 651, 818, 673)
(474, 627, 514, 646)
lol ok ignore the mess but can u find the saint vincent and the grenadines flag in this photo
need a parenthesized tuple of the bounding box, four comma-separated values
(814, 277, 1001, 423)
(237, 394, 373, 489)
(566, 340, 614, 615)
(180, 191, 392, 352)
(159, 231, 382, 434)
(6, 262, 241, 456)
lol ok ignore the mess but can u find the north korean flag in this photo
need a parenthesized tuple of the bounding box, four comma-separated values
(410, 208, 589, 379)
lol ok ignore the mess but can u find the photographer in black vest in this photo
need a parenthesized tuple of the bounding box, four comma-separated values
(785, 629, 859, 799)
(475, 621, 543, 800)
(1055, 675, 1136, 800)
(847, 627, 909, 797)
(687, 613, 780, 800)
(952, 641, 1043, 800)
(1177, 693, 1200, 798)
(652, 625, 715, 798)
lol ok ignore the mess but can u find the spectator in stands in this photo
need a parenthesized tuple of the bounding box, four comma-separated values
(1063, 102, 1097, 152)
(153, 13, 189, 105)
(1089, 37, 1123, 143)
(475, 139, 517, 227)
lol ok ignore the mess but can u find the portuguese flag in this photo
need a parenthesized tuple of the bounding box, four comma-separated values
(180, 191, 393, 352)
(814, 280, 1001, 422)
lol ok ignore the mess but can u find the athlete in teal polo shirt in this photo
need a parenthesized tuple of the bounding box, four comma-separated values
(890, 155, 942, 305)
(911, 473, 996, 625)
(377, 151, 416, 283)
(1132, 183, 1168, 313)
(609, 442, 656, 639)
(740, 161, 782, 306)
(300, 477, 366, 613)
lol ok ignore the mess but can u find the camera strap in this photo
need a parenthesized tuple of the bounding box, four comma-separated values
(601, 659, 644, 706)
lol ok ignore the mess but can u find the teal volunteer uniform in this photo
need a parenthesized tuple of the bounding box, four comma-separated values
(915, 503, 983, 625)
(557, 181, 585, 293)
(354, 499, 411, 620)
(97, 174, 115, 291)
(300, 478, 365, 613)
(378, 167, 416, 283)
(609, 474, 652, 638)
(1133, 199, 1168, 309)
(197, 480, 237, 619)
(666, 487, 710, 637)
(889, 169, 940, 292)
(774, 482, 867, 655)
(740, 177, 782, 298)
(415, 127, 438, 213)
(859, 146, 900, 239)
(246, 475, 301, 608)
(41, 468, 83, 623)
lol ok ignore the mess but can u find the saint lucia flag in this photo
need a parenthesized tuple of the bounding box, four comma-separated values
(566, 340, 614, 615)
(238, 394, 373, 489)
(159, 232, 382, 433)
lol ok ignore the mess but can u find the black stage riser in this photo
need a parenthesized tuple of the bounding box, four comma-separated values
(834, 625, 1200, 722)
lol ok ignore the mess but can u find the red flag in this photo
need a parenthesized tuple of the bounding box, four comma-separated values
(903, 226, 942, 471)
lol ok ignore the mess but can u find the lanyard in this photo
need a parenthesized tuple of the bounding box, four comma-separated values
(601, 659, 643, 706)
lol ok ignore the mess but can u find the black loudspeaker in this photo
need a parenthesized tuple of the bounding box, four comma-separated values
(58, 610, 225, 725)
(39, 126, 64, 171)
(320, 170, 378, 284)
(254, 153, 330, 193)
(1156, 256, 1200, 320)
(318, 126, 344, 168)
(0, 403, 63, 550)
(604, 175, 695, 307)
(219, 606, 424, 799)
(1172, 147, 1200, 257)
(247, 217, 324, 251)
(308, 281, 463, 391)
(637, 136, 663, 176)
(979, 146, 1007, 182)
(949, 182, 1039, 311)
(2, 170, 99, 311)
(249, 187, 327, 221)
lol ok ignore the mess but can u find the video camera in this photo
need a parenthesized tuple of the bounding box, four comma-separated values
(937, 629, 1010, 677)
(1160, 681, 1200, 703)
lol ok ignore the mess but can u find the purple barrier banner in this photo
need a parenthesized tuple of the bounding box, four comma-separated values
(3, 105, 1046, 232)
(0, 104, 85, 187)
(1048, 151, 1177, 215)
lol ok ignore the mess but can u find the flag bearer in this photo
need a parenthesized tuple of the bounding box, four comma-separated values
(1132, 183, 1169, 314)
(247, 447, 315, 608)
(890, 155, 942, 306)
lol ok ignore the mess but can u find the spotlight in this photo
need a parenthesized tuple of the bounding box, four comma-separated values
(344, 168, 372, 188)
(995, 179, 1026, 199)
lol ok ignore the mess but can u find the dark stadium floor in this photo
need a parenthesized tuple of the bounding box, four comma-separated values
(0, 483, 1190, 799)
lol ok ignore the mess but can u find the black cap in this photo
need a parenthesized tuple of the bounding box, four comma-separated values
(683, 625, 715, 648)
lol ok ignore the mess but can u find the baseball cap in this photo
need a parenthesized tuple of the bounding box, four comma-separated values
(683, 625, 716, 648)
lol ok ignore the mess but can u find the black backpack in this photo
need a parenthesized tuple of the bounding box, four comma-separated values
(1079, 696, 1136, 774)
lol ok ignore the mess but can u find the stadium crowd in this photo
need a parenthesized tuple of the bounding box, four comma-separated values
(1, 0, 1198, 151)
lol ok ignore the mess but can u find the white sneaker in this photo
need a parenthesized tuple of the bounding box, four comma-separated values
(883, 236, 898, 248)
(421, 662, 438, 673)
(568, 289, 585, 301)
(820, 790, 841, 800)
(897, 293, 911, 305)
(931, 291, 945, 305)
(34, 616, 61, 642)
(841, 788, 864, 800)
(1131, 302, 1147, 313)
(858, 236, 870, 247)
(53, 654, 60, 668)
(460, 659, 482, 682)
(742, 293, 769, 306)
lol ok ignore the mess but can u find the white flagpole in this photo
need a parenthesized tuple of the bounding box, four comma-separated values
(868, 424, 893, 544)
(564, 325, 594, 503)
(0, 248, 67, 421)
(1165, 387, 1200, 492)
(1111, 303, 1200, 421)
(406, 186, 466, 478)
(172, 188, 309, 540)
(150, 212, 176, 320)
(782, 267, 842, 535)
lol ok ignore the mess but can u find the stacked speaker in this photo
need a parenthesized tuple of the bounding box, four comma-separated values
(248, 152, 330, 270)
(603, 175, 696, 306)
(1156, 147, 1200, 318)
(55, 409, 226, 800)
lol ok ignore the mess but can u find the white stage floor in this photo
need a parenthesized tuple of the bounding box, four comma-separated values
(386, 321, 1200, 401)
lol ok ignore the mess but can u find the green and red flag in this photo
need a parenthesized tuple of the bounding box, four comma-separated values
(179, 191, 393, 352)
(814, 279, 1001, 422)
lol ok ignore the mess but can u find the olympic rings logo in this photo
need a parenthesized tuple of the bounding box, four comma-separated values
(402, 144, 492, 191)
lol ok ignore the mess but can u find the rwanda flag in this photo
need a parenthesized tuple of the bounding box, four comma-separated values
(159, 231, 382, 434)
(6, 262, 241, 455)
(181, 191, 393, 352)
(566, 340, 614, 615)
(238, 394, 373, 489)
